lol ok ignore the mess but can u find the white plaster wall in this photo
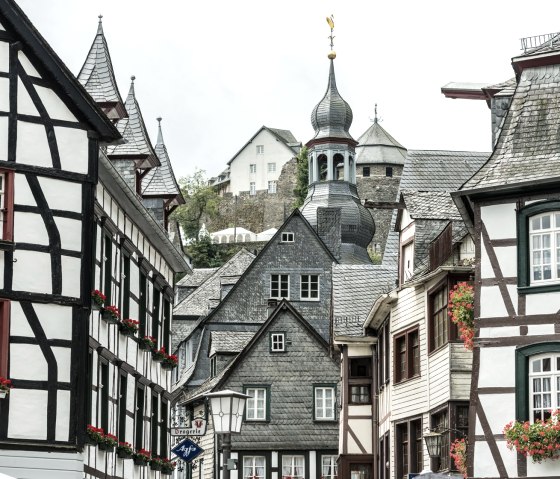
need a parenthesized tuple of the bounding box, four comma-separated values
(494, 246, 517, 278)
(56, 390, 71, 441)
(229, 129, 294, 195)
(347, 419, 373, 453)
(480, 242, 493, 279)
(479, 326, 519, 338)
(36, 303, 73, 339)
(55, 217, 82, 252)
(14, 171, 36, 205)
(478, 347, 515, 388)
(480, 285, 509, 318)
(39, 176, 83, 213)
(527, 323, 555, 336)
(7, 389, 48, 439)
(14, 211, 48, 245)
(481, 203, 517, 239)
(17, 78, 39, 116)
(17, 121, 52, 167)
(526, 290, 560, 314)
(10, 344, 48, 380)
(0, 41, 9, 71)
(0, 449, 84, 479)
(56, 126, 88, 174)
(18, 52, 41, 77)
(0, 116, 7, 161)
(478, 393, 516, 434)
(473, 440, 500, 478)
(37, 85, 77, 122)
(61, 255, 81, 298)
(527, 454, 560, 476)
(0, 77, 8, 112)
(12, 250, 51, 293)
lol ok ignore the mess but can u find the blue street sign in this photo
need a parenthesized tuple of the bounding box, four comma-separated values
(172, 438, 204, 463)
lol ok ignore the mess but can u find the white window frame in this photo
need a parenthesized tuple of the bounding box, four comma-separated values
(282, 455, 305, 479)
(281, 232, 294, 243)
(245, 387, 267, 421)
(250, 182, 256, 196)
(268, 181, 277, 194)
(270, 274, 289, 299)
(256, 145, 264, 155)
(270, 333, 285, 352)
(321, 455, 338, 479)
(529, 212, 560, 284)
(250, 164, 257, 174)
(300, 274, 319, 301)
(267, 162, 276, 173)
(315, 386, 336, 420)
(243, 456, 266, 479)
(529, 352, 560, 422)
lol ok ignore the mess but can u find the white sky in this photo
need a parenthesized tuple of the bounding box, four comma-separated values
(14, 0, 560, 180)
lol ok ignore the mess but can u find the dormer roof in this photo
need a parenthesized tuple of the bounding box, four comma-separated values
(77, 16, 126, 121)
(356, 119, 407, 165)
(106, 77, 159, 168)
(141, 118, 184, 205)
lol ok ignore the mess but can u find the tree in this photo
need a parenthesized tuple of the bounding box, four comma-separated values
(185, 235, 224, 268)
(172, 169, 221, 239)
(292, 146, 309, 208)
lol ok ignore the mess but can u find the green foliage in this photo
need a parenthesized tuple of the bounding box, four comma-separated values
(186, 236, 224, 268)
(292, 146, 309, 208)
(172, 169, 221, 239)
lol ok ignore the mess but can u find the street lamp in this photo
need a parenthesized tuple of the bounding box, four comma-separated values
(423, 430, 443, 460)
(207, 390, 250, 479)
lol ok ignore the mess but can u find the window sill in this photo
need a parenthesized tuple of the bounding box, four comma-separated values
(0, 240, 15, 251)
(313, 418, 337, 423)
(518, 283, 560, 295)
(394, 374, 421, 386)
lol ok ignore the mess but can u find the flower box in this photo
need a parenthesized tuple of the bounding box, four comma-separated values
(152, 347, 167, 362)
(119, 319, 139, 337)
(139, 336, 156, 351)
(133, 456, 149, 466)
(161, 361, 174, 370)
(161, 469, 173, 476)
(116, 441, 134, 459)
(86, 425, 104, 446)
(98, 442, 115, 452)
(133, 449, 151, 466)
(160, 458, 176, 475)
(162, 354, 178, 370)
(150, 462, 162, 471)
(102, 305, 120, 324)
(91, 290, 106, 310)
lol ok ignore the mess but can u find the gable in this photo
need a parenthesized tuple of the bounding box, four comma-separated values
(228, 127, 297, 166)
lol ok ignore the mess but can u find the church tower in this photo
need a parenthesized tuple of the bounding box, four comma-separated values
(300, 17, 375, 264)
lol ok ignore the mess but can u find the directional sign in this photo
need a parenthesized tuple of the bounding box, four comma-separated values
(172, 438, 204, 463)
(171, 418, 207, 436)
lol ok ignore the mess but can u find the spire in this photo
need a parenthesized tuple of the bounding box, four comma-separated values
(78, 15, 126, 121)
(141, 117, 184, 204)
(106, 76, 159, 169)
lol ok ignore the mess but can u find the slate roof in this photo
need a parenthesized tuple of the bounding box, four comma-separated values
(77, 17, 123, 105)
(356, 119, 407, 165)
(402, 191, 463, 221)
(173, 249, 255, 317)
(141, 118, 184, 204)
(106, 77, 159, 168)
(332, 264, 396, 337)
(177, 268, 218, 288)
(227, 126, 300, 165)
(461, 62, 560, 192)
(208, 331, 254, 356)
(401, 150, 489, 192)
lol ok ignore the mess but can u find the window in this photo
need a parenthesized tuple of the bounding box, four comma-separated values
(270, 333, 285, 352)
(281, 232, 294, 243)
(250, 164, 257, 173)
(518, 202, 560, 292)
(362, 166, 370, 177)
(122, 253, 130, 320)
(103, 234, 113, 305)
(386, 167, 393, 177)
(379, 432, 390, 479)
(401, 241, 414, 284)
(257, 145, 264, 155)
(270, 274, 289, 299)
(243, 456, 266, 479)
(118, 372, 127, 442)
(395, 419, 422, 478)
(282, 455, 304, 479)
(0, 300, 9, 378)
(394, 328, 420, 383)
(152, 287, 160, 348)
(314, 385, 336, 420)
(160, 401, 168, 461)
(322, 456, 338, 479)
(135, 385, 145, 449)
(529, 353, 560, 422)
(139, 270, 147, 337)
(245, 386, 269, 421)
(348, 357, 371, 404)
(267, 162, 276, 173)
(428, 278, 465, 353)
(100, 360, 109, 432)
(151, 392, 159, 457)
(250, 182, 256, 196)
(268, 181, 277, 193)
(163, 298, 171, 352)
(300, 274, 319, 300)
(0, 170, 14, 241)
(210, 356, 217, 378)
(349, 464, 372, 479)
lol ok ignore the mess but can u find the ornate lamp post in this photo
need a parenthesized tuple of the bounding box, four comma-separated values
(206, 390, 250, 479)
(423, 430, 443, 461)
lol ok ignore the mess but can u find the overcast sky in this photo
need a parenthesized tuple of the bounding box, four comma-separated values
(14, 0, 560, 180)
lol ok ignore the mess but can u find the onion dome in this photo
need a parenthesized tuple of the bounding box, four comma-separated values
(310, 60, 354, 141)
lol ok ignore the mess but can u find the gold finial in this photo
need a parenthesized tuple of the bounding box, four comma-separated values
(327, 15, 336, 59)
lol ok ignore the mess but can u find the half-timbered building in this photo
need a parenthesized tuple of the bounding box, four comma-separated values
(0, 3, 189, 478)
(452, 32, 560, 478)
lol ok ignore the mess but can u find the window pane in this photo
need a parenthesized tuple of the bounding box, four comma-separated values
(533, 378, 541, 392)
(531, 217, 541, 230)
(544, 394, 551, 408)
(533, 235, 541, 248)
(543, 234, 551, 248)
(543, 377, 551, 391)
(533, 359, 541, 373)
(542, 215, 551, 229)
(533, 251, 542, 265)
(544, 265, 552, 280)
(543, 358, 551, 372)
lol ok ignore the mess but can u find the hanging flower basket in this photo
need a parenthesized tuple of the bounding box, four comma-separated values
(119, 318, 140, 337)
(102, 305, 120, 324)
(504, 410, 560, 463)
(133, 449, 151, 466)
(91, 290, 106, 310)
(450, 438, 468, 478)
(117, 441, 134, 459)
(162, 354, 178, 370)
(448, 282, 475, 350)
(152, 346, 167, 363)
(139, 336, 156, 351)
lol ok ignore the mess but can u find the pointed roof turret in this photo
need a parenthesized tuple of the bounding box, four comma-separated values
(78, 15, 126, 121)
(141, 117, 184, 207)
(356, 110, 407, 166)
(107, 76, 159, 169)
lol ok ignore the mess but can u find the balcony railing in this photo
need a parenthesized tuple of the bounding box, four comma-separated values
(520, 32, 560, 53)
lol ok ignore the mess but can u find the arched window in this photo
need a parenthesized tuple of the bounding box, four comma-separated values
(318, 154, 328, 181)
(333, 153, 344, 180)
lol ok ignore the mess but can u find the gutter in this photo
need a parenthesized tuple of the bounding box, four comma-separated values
(363, 290, 398, 331)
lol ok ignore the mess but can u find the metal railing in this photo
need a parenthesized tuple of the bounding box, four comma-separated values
(520, 32, 560, 52)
